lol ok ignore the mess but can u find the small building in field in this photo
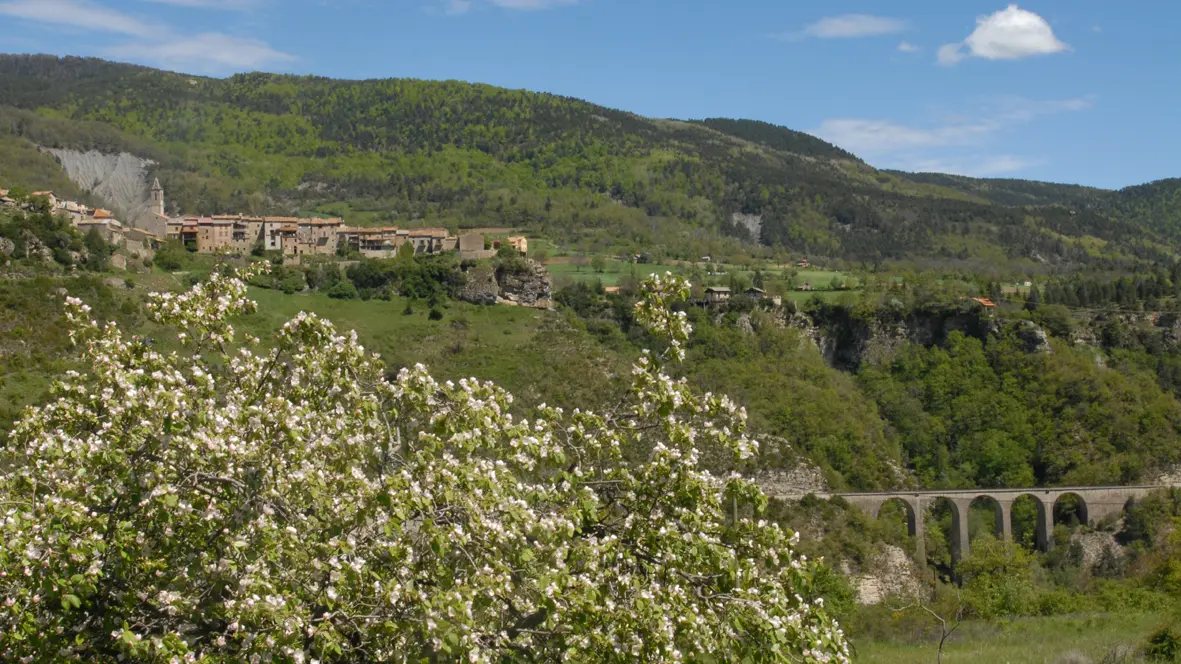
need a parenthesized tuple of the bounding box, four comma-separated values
(704, 286, 731, 304)
(797, 282, 813, 292)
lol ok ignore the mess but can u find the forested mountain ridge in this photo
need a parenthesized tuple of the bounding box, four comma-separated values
(0, 54, 1177, 271)
(883, 171, 1110, 207)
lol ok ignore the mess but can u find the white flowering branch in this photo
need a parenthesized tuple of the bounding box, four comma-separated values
(0, 270, 849, 663)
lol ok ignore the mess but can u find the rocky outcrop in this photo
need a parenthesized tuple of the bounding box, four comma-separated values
(735, 312, 755, 335)
(1016, 320, 1053, 354)
(776, 304, 998, 370)
(0, 237, 14, 257)
(1070, 530, 1124, 575)
(497, 259, 552, 309)
(458, 265, 498, 305)
(844, 545, 924, 605)
(757, 463, 829, 497)
(458, 260, 552, 308)
(730, 212, 762, 240)
(21, 231, 53, 262)
(1147, 465, 1181, 486)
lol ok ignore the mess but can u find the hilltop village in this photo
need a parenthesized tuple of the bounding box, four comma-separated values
(0, 181, 528, 264)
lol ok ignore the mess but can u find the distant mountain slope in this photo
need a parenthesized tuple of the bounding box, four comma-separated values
(1104, 178, 1181, 239)
(886, 171, 1110, 207)
(688, 118, 861, 162)
(0, 54, 1175, 270)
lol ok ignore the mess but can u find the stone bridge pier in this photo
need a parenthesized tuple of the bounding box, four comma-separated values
(833, 485, 1162, 564)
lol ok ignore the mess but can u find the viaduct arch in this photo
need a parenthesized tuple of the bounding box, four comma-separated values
(816, 486, 1163, 563)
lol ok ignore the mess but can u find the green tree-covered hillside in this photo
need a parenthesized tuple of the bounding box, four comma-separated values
(0, 54, 1177, 270)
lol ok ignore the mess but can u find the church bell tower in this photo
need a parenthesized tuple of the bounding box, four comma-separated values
(151, 177, 165, 218)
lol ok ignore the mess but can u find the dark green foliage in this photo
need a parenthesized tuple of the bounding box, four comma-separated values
(82, 227, 112, 271)
(0, 275, 138, 441)
(1145, 625, 1181, 662)
(859, 327, 1181, 487)
(885, 171, 1108, 206)
(326, 279, 358, 300)
(1120, 489, 1181, 548)
(0, 207, 85, 269)
(152, 241, 192, 272)
(689, 118, 860, 162)
(345, 254, 462, 301)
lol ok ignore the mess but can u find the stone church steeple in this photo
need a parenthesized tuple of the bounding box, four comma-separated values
(151, 177, 165, 218)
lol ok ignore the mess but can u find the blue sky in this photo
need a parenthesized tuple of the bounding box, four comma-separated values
(0, 0, 1175, 189)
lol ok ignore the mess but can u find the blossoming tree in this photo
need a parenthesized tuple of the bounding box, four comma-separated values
(0, 269, 849, 663)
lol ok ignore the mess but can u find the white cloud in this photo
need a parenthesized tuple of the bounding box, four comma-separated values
(795, 14, 907, 39)
(939, 4, 1069, 66)
(0, 0, 158, 37)
(443, 0, 576, 12)
(814, 95, 1093, 177)
(0, 0, 292, 72)
(106, 32, 295, 71)
(490, 0, 577, 8)
(897, 41, 921, 53)
(987, 94, 1094, 122)
(816, 118, 997, 153)
(937, 43, 965, 66)
(140, 0, 259, 9)
(906, 155, 1043, 177)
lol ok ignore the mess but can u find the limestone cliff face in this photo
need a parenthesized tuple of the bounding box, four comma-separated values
(459, 259, 552, 308)
(774, 304, 1000, 370)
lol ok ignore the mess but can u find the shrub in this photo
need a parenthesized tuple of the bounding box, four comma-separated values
(153, 241, 189, 271)
(326, 279, 358, 300)
(1145, 625, 1181, 662)
(958, 535, 1038, 619)
(278, 272, 306, 295)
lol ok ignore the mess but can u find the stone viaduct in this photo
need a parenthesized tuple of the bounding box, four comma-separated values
(823, 486, 1165, 563)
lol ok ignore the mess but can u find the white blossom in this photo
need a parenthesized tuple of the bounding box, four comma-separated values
(0, 269, 847, 663)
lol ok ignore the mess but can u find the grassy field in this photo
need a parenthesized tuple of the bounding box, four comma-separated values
(855, 613, 1163, 663)
(236, 287, 634, 413)
(545, 254, 854, 292)
(546, 258, 693, 286)
(243, 287, 544, 378)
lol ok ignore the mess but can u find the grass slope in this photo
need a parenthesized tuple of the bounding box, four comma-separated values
(856, 613, 1162, 663)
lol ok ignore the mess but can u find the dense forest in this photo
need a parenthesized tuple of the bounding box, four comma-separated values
(1, 55, 1180, 274)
